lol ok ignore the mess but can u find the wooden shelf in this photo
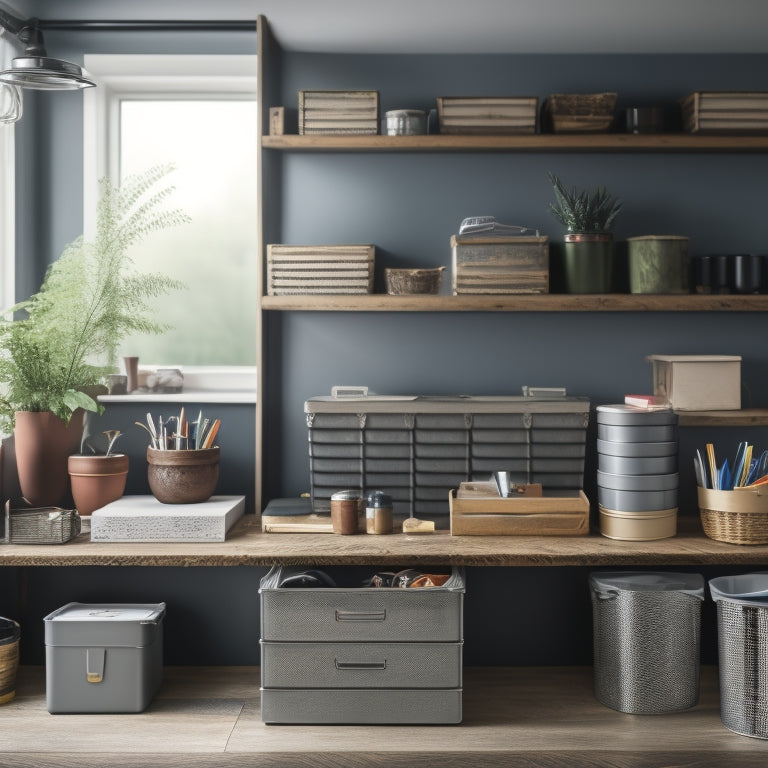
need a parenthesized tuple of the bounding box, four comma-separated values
(261, 293, 768, 312)
(7, 665, 767, 767)
(263, 133, 768, 153)
(677, 408, 768, 426)
(4, 515, 768, 567)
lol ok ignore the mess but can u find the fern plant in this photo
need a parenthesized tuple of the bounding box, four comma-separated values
(548, 172, 622, 233)
(0, 165, 188, 429)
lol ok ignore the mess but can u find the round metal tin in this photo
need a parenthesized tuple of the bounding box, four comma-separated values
(597, 438, 678, 458)
(596, 404, 678, 426)
(598, 453, 678, 475)
(597, 486, 679, 512)
(599, 506, 678, 541)
(597, 424, 678, 443)
(597, 470, 679, 492)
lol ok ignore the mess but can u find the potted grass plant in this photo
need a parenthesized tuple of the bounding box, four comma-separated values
(68, 426, 129, 516)
(0, 165, 188, 507)
(548, 172, 622, 294)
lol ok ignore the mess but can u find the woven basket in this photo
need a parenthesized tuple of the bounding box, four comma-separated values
(0, 620, 20, 705)
(698, 486, 768, 545)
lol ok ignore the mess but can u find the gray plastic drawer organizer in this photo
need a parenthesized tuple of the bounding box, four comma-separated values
(305, 390, 590, 524)
(259, 566, 465, 724)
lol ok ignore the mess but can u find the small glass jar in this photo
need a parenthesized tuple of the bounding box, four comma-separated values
(330, 490, 361, 535)
(365, 490, 393, 535)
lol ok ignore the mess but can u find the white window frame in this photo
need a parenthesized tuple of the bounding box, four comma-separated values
(0, 34, 18, 312)
(82, 54, 258, 397)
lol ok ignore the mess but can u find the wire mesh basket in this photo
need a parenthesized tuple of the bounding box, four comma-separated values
(590, 572, 704, 714)
(710, 574, 768, 738)
(4, 505, 81, 544)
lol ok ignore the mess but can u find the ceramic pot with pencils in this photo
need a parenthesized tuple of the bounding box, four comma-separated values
(139, 410, 221, 504)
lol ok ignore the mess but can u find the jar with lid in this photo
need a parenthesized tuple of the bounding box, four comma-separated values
(365, 490, 393, 535)
(330, 490, 361, 535)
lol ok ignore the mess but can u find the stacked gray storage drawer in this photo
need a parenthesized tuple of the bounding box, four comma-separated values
(259, 566, 465, 724)
(305, 393, 590, 523)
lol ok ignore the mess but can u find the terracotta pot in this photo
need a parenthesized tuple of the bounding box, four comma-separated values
(13, 410, 84, 507)
(146, 447, 219, 504)
(68, 453, 130, 516)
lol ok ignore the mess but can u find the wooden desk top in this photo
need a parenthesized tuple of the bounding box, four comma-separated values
(2, 515, 768, 567)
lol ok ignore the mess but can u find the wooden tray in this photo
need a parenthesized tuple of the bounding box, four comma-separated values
(449, 482, 589, 536)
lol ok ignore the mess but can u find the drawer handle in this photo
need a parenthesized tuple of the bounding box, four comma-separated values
(335, 609, 386, 623)
(335, 659, 387, 671)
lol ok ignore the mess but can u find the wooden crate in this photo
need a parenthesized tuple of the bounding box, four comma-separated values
(437, 96, 537, 135)
(267, 244, 374, 295)
(451, 234, 549, 294)
(449, 483, 590, 536)
(298, 90, 379, 135)
(542, 93, 617, 133)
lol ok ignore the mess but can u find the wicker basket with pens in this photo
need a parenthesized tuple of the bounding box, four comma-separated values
(698, 487, 768, 545)
(696, 442, 768, 545)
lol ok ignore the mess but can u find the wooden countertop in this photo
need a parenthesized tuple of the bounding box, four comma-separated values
(4, 665, 766, 767)
(3, 515, 768, 567)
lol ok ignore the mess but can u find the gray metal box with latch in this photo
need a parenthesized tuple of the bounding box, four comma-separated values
(44, 602, 165, 713)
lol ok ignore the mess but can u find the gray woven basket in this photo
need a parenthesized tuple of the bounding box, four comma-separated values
(590, 573, 703, 714)
(715, 599, 768, 738)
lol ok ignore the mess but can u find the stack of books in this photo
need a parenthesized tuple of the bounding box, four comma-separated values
(682, 91, 768, 133)
(298, 90, 379, 135)
(436, 96, 537, 135)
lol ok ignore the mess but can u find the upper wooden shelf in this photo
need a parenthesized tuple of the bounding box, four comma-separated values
(263, 133, 768, 153)
(677, 408, 768, 426)
(261, 293, 768, 312)
(3, 515, 768, 567)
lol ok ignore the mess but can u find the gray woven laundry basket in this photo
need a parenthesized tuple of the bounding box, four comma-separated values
(590, 571, 704, 714)
(710, 574, 768, 738)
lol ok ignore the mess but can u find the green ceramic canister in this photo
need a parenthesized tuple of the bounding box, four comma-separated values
(628, 235, 690, 294)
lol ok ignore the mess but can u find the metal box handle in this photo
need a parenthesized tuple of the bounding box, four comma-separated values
(335, 609, 386, 623)
(335, 659, 387, 670)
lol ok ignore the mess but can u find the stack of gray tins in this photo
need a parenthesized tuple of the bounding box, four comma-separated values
(596, 405, 678, 540)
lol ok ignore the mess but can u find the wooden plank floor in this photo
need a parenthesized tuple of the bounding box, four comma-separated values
(2, 666, 767, 767)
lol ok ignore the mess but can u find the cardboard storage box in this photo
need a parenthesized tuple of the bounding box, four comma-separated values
(647, 355, 741, 411)
(267, 244, 374, 295)
(451, 234, 549, 294)
(305, 391, 590, 525)
(259, 566, 464, 724)
(44, 602, 165, 713)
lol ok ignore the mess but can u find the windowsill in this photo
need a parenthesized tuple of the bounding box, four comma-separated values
(99, 365, 257, 404)
(99, 389, 257, 404)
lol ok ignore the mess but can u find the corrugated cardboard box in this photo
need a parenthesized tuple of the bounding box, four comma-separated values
(647, 355, 741, 410)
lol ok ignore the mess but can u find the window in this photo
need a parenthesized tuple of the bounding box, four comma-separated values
(0, 35, 18, 312)
(83, 55, 258, 368)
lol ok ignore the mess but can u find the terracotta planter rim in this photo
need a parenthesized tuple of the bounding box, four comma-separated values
(146, 446, 220, 467)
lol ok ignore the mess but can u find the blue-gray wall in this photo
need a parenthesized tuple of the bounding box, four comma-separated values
(8, 39, 768, 666)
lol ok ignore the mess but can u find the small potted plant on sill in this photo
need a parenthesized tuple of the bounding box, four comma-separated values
(548, 172, 622, 294)
(68, 427, 129, 516)
(0, 165, 187, 507)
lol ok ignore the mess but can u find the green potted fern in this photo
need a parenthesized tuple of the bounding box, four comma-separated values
(0, 165, 187, 507)
(548, 172, 622, 294)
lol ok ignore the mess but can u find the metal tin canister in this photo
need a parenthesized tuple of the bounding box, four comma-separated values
(628, 235, 690, 295)
(597, 424, 678, 443)
(597, 486, 679, 513)
(385, 109, 427, 135)
(597, 470, 679, 492)
(330, 490, 361, 535)
(599, 506, 678, 541)
(365, 490, 393, 535)
(596, 404, 678, 427)
(598, 453, 678, 475)
(597, 439, 678, 458)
